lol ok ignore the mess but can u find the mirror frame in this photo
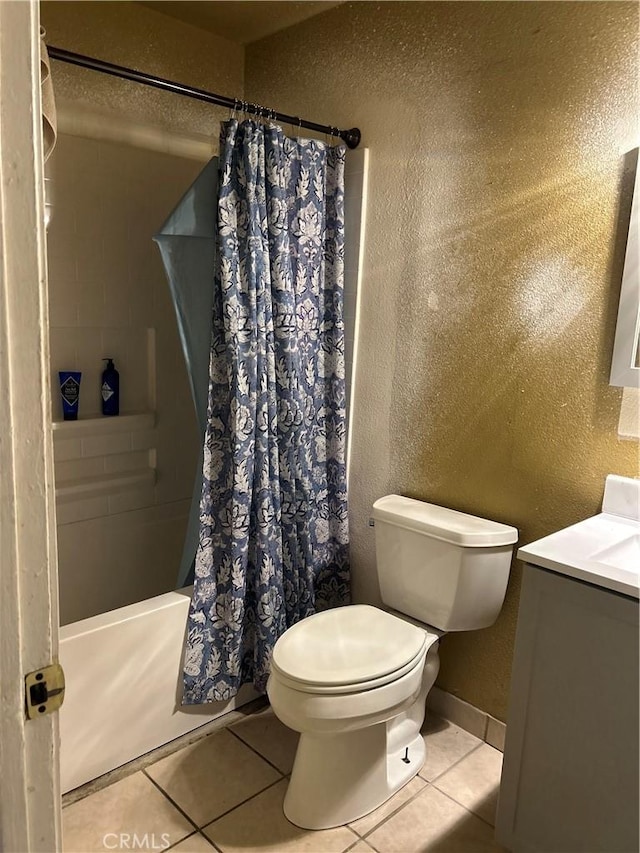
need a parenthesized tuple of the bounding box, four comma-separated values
(610, 153, 639, 388)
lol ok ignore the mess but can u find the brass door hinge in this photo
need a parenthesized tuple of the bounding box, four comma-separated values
(25, 663, 65, 720)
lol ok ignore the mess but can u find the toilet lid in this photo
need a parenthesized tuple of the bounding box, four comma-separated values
(271, 605, 427, 688)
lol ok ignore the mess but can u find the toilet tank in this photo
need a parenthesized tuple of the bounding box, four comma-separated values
(373, 495, 518, 632)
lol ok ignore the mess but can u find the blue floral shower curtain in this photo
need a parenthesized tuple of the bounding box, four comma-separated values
(183, 120, 350, 703)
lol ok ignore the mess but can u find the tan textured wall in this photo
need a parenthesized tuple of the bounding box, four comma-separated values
(246, 1, 640, 719)
(41, 0, 244, 138)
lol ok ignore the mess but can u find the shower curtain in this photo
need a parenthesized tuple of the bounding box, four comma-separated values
(183, 119, 350, 703)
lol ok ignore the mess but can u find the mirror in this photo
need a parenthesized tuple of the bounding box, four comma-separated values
(610, 151, 639, 388)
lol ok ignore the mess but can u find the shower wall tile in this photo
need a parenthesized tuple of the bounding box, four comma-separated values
(47, 267, 79, 327)
(131, 428, 158, 452)
(104, 450, 152, 475)
(129, 278, 155, 327)
(99, 327, 130, 365)
(56, 496, 110, 528)
(107, 484, 157, 516)
(81, 431, 133, 459)
(124, 331, 153, 412)
(55, 456, 106, 483)
(54, 438, 83, 463)
(57, 502, 189, 624)
(48, 129, 203, 623)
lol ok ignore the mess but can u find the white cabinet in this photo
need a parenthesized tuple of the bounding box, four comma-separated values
(496, 564, 639, 852)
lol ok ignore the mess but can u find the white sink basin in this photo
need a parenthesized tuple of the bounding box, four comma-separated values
(592, 532, 640, 572)
(518, 475, 640, 599)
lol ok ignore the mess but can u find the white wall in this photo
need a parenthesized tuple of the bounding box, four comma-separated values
(47, 130, 207, 624)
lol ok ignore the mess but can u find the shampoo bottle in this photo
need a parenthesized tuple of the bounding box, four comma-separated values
(101, 358, 120, 416)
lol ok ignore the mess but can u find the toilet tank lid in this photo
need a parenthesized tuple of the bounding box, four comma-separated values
(372, 495, 518, 547)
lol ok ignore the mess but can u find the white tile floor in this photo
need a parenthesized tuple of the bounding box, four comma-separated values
(62, 707, 504, 852)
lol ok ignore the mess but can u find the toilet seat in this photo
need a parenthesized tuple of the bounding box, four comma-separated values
(271, 604, 428, 695)
(271, 644, 427, 695)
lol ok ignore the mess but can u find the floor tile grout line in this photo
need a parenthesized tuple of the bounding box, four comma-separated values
(164, 828, 215, 852)
(430, 780, 499, 830)
(144, 759, 284, 833)
(356, 741, 496, 844)
(426, 740, 502, 828)
(200, 775, 285, 832)
(341, 826, 366, 851)
(356, 779, 432, 842)
(421, 740, 486, 785)
(361, 835, 383, 853)
(225, 723, 289, 777)
(142, 769, 202, 836)
(345, 829, 377, 853)
(195, 831, 225, 853)
(163, 828, 195, 852)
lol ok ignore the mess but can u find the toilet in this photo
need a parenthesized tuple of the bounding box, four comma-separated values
(267, 494, 518, 830)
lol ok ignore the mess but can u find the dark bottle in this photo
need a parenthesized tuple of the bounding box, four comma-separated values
(101, 358, 120, 416)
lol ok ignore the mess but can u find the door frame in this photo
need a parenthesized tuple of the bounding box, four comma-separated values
(0, 1, 62, 850)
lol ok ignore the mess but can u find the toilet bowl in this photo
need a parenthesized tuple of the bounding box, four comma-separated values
(268, 604, 442, 829)
(268, 495, 518, 830)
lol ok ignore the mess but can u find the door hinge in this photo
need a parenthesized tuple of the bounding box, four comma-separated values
(25, 663, 65, 720)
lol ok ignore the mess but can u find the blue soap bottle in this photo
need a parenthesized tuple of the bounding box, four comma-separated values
(101, 358, 120, 416)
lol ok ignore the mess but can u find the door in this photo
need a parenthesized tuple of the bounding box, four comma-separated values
(0, 1, 62, 850)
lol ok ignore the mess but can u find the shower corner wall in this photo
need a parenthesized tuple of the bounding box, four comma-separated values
(47, 124, 205, 626)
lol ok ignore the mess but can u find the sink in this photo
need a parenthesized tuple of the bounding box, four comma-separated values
(592, 533, 640, 572)
(517, 475, 640, 599)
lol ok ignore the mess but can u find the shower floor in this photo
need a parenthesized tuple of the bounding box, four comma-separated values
(62, 702, 504, 852)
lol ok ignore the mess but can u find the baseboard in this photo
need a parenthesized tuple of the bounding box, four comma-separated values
(427, 686, 506, 752)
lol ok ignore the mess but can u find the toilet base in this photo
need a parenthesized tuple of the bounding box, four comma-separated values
(276, 635, 441, 830)
(284, 724, 425, 830)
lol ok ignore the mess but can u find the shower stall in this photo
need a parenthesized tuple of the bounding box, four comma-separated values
(48, 99, 367, 791)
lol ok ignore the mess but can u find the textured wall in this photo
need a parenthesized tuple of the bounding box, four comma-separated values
(246, 1, 639, 719)
(41, 0, 244, 139)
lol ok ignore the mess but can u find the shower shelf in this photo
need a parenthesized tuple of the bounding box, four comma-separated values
(52, 411, 158, 521)
(52, 411, 155, 436)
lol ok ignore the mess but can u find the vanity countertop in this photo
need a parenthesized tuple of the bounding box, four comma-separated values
(517, 475, 640, 600)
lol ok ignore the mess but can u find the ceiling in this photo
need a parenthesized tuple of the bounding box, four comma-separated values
(139, 1, 343, 45)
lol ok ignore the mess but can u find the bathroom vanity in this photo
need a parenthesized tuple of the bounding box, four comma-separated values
(496, 476, 640, 853)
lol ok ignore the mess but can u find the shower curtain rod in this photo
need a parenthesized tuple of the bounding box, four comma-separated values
(47, 46, 361, 149)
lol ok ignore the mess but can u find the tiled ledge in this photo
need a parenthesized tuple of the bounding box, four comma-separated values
(52, 412, 158, 523)
(56, 469, 156, 503)
(52, 411, 155, 437)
